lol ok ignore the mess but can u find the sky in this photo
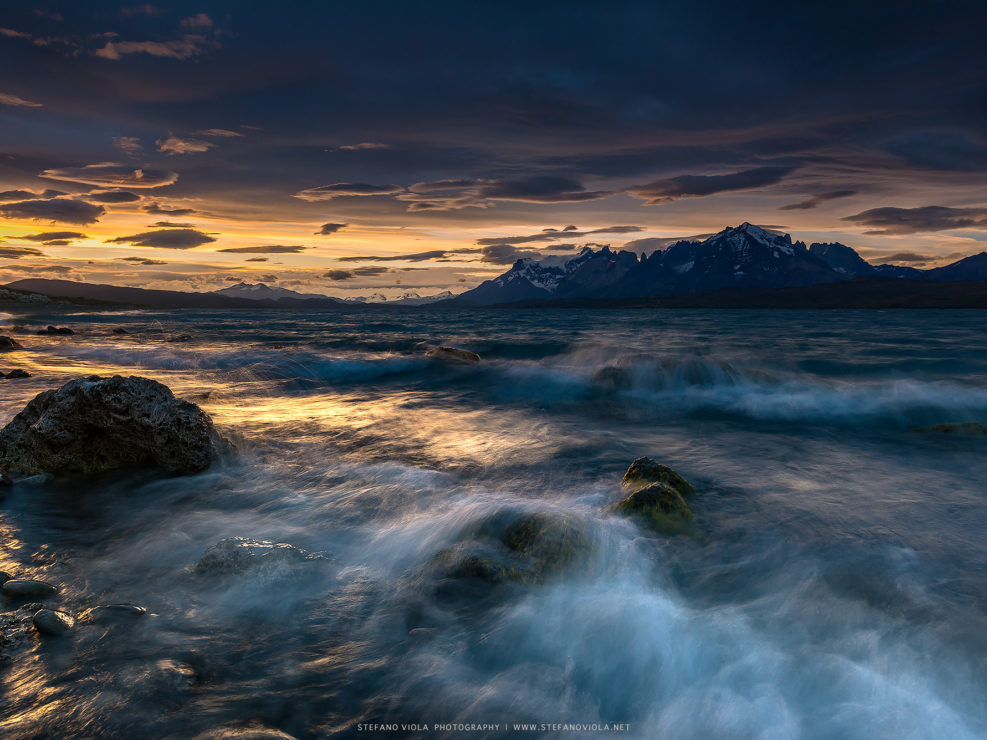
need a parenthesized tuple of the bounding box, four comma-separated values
(1, 0, 986, 298)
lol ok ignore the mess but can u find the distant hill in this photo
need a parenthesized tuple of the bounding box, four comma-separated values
(4, 279, 348, 309)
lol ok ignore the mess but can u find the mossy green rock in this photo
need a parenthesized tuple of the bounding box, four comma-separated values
(621, 456, 695, 496)
(613, 481, 693, 532)
(434, 510, 592, 585)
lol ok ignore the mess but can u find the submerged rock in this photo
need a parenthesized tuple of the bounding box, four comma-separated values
(37, 326, 74, 336)
(0, 336, 24, 351)
(4, 369, 31, 379)
(621, 456, 695, 496)
(2, 579, 58, 598)
(426, 346, 481, 364)
(32, 609, 75, 636)
(112, 327, 129, 335)
(433, 509, 593, 586)
(79, 603, 147, 623)
(0, 375, 227, 476)
(194, 537, 327, 578)
(912, 421, 987, 437)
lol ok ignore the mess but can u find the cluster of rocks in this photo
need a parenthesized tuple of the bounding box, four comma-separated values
(36, 325, 74, 336)
(1, 570, 145, 645)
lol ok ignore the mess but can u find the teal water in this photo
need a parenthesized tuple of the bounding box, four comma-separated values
(1, 308, 986, 738)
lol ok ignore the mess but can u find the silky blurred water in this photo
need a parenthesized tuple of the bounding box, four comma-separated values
(1, 307, 986, 739)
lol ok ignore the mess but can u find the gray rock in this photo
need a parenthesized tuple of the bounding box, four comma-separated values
(0, 336, 24, 351)
(194, 537, 327, 577)
(426, 346, 481, 364)
(2, 579, 58, 598)
(0, 375, 228, 476)
(621, 456, 695, 496)
(32, 609, 75, 636)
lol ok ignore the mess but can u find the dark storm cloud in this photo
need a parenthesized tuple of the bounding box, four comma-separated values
(316, 222, 347, 235)
(0, 189, 66, 201)
(245, 256, 268, 261)
(293, 183, 404, 202)
(2, 2, 986, 237)
(86, 190, 142, 203)
(324, 269, 354, 280)
(0, 245, 44, 258)
(149, 221, 195, 228)
(41, 165, 178, 189)
(885, 132, 987, 172)
(400, 176, 612, 211)
(336, 250, 447, 262)
(0, 198, 105, 224)
(143, 204, 197, 216)
(119, 256, 168, 265)
(476, 225, 643, 246)
(107, 228, 216, 248)
(779, 190, 857, 211)
(218, 245, 308, 253)
(842, 206, 987, 234)
(628, 166, 797, 205)
(19, 231, 86, 242)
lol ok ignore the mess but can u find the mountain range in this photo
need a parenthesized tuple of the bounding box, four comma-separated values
(6, 223, 987, 310)
(447, 223, 987, 305)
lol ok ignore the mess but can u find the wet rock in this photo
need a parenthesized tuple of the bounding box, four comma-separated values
(0, 336, 24, 351)
(612, 481, 693, 532)
(591, 365, 633, 390)
(32, 609, 75, 636)
(148, 658, 197, 693)
(426, 346, 481, 364)
(621, 456, 695, 496)
(2, 579, 59, 598)
(79, 603, 147, 623)
(37, 325, 74, 336)
(912, 421, 987, 436)
(169, 334, 193, 343)
(433, 509, 593, 586)
(0, 571, 10, 584)
(112, 327, 129, 335)
(194, 537, 327, 578)
(4, 369, 31, 379)
(0, 374, 228, 476)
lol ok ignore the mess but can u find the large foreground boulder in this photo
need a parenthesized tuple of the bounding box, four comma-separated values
(0, 375, 226, 476)
(613, 457, 695, 532)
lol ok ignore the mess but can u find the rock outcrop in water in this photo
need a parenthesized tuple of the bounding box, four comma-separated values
(613, 457, 695, 532)
(36, 325, 74, 336)
(32, 608, 75, 636)
(432, 509, 592, 586)
(426, 346, 481, 364)
(194, 537, 328, 579)
(912, 421, 987, 436)
(0, 336, 24, 351)
(4, 369, 31, 379)
(0, 375, 227, 476)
